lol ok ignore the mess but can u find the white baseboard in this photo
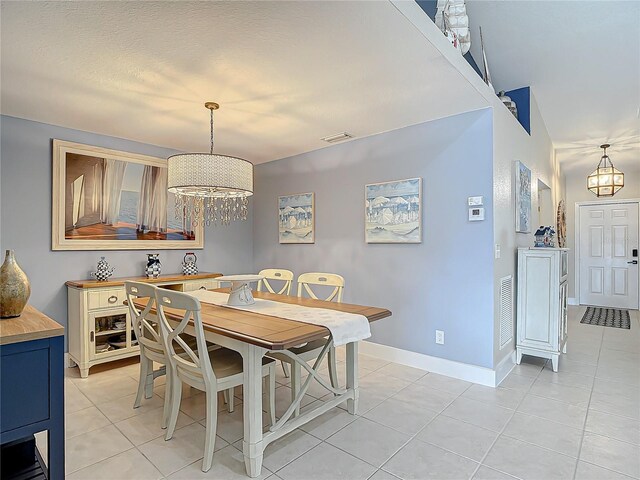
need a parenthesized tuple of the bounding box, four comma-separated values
(568, 297, 579, 306)
(359, 341, 504, 387)
(494, 350, 516, 387)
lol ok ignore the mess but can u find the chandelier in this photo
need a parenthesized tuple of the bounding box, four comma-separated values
(168, 102, 253, 226)
(587, 144, 624, 197)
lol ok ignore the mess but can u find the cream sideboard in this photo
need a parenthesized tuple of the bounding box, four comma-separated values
(66, 273, 221, 377)
(516, 248, 569, 372)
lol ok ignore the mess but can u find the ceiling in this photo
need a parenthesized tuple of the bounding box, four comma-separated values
(0, 1, 487, 164)
(465, 0, 640, 174)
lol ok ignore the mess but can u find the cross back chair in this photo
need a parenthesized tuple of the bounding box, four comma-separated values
(257, 268, 294, 295)
(269, 272, 345, 416)
(155, 288, 276, 472)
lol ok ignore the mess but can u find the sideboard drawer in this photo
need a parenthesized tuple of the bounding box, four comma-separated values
(183, 279, 219, 292)
(87, 287, 126, 310)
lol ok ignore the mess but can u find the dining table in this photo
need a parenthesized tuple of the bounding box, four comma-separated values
(133, 288, 391, 477)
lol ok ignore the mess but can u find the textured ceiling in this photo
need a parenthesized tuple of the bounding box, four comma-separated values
(465, 0, 640, 174)
(0, 1, 487, 164)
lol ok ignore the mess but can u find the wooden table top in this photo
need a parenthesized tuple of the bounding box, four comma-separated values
(0, 305, 65, 345)
(66, 272, 222, 289)
(132, 289, 391, 350)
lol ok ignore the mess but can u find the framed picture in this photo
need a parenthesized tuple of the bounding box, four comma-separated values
(52, 140, 204, 250)
(515, 160, 532, 233)
(278, 193, 315, 244)
(365, 177, 422, 243)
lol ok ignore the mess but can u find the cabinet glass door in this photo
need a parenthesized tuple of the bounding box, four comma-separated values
(90, 308, 133, 358)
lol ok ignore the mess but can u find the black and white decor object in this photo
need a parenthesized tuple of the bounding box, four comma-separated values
(581, 307, 631, 329)
(91, 256, 115, 282)
(182, 252, 198, 275)
(145, 253, 162, 278)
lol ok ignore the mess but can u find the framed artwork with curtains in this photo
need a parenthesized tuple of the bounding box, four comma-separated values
(52, 140, 204, 250)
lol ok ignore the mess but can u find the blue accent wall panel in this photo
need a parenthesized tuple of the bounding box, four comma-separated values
(505, 86, 531, 135)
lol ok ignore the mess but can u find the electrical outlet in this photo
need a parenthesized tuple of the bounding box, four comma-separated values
(435, 330, 445, 345)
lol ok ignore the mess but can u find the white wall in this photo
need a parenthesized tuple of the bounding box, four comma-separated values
(492, 91, 565, 368)
(565, 166, 640, 300)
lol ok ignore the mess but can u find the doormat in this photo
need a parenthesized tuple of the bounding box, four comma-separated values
(581, 307, 631, 329)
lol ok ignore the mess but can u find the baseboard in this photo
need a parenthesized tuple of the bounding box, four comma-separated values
(494, 350, 516, 387)
(359, 341, 501, 387)
(568, 297, 579, 306)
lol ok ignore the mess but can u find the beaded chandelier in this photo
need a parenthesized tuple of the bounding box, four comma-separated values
(168, 102, 253, 226)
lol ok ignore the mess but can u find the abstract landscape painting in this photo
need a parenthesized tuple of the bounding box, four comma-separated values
(279, 193, 314, 244)
(515, 161, 532, 233)
(365, 177, 422, 243)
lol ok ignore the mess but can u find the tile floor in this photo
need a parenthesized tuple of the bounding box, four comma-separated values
(55, 306, 639, 479)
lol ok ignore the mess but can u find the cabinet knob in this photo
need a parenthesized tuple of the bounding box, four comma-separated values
(108, 295, 118, 303)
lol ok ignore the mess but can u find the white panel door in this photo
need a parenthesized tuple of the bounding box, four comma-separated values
(579, 203, 639, 309)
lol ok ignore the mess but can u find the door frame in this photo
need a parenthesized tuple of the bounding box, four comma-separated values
(575, 198, 640, 308)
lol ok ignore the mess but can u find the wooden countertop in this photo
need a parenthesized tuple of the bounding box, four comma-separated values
(133, 289, 392, 350)
(0, 305, 64, 345)
(66, 272, 223, 289)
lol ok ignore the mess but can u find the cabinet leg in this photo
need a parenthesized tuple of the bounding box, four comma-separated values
(562, 342, 567, 354)
(551, 355, 559, 372)
(516, 349, 523, 365)
(79, 367, 89, 378)
(67, 356, 77, 368)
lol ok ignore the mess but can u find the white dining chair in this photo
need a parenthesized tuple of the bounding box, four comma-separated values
(156, 288, 277, 472)
(257, 268, 294, 295)
(268, 272, 344, 416)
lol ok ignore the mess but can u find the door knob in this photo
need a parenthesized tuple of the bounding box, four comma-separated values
(628, 260, 638, 265)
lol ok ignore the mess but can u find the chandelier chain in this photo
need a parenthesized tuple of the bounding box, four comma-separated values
(210, 107, 214, 155)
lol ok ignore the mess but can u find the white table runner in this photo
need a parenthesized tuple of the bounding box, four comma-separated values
(187, 290, 371, 347)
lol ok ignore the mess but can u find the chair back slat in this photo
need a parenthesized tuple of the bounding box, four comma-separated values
(297, 272, 345, 303)
(258, 269, 294, 295)
(155, 289, 216, 388)
(125, 281, 163, 353)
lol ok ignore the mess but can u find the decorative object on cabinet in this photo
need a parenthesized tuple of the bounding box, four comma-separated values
(182, 252, 198, 275)
(534, 226, 555, 247)
(556, 199, 567, 248)
(0, 250, 31, 318)
(365, 177, 422, 244)
(52, 139, 203, 250)
(65, 272, 221, 377)
(145, 253, 161, 278)
(587, 144, 624, 197)
(91, 256, 115, 282)
(515, 161, 532, 233)
(498, 91, 518, 118)
(216, 274, 264, 306)
(278, 193, 315, 244)
(434, 0, 471, 54)
(580, 307, 630, 329)
(516, 248, 569, 372)
(167, 102, 253, 227)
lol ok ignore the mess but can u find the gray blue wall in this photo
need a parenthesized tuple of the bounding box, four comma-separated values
(0, 115, 253, 347)
(253, 109, 496, 368)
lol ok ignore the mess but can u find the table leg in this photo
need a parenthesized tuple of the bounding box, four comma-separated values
(346, 341, 359, 415)
(242, 345, 266, 478)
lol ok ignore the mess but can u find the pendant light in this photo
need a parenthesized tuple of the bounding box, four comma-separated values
(168, 102, 253, 226)
(587, 144, 624, 197)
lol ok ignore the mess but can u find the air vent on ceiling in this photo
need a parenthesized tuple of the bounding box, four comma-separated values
(499, 275, 514, 349)
(321, 132, 354, 143)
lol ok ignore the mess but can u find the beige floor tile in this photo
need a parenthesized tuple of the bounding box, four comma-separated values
(363, 396, 439, 435)
(502, 412, 583, 457)
(97, 392, 165, 423)
(115, 406, 195, 446)
(375, 362, 427, 382)
(462, 384, 525, 410)
(596, 367, 640, 387)
(544, 358, 597, 377)
(585, 409, 640, 445)
(498, 373, 535, 391)
(167, 445, 272, 479)
(352, 386, 389, 414)
(382, 438, 479, 480)
(528, 380, 591, 408)
(517, 394, 588, 429)
(75, 375, 140, 405)
(66, 448, 163, 480)
(592, 377, 640, 402)
(277, 443, 376, 480)
(262, 429, 321, 472)
(299, 406, 357, 440)
(590, 391, 640, 420)
(483, 436, 576, 480)
(442, 397, 513, 432)
(66, 405, 111, 439)
(359, 371, 413, 396)
(65, 424, 134, 474)
(580, 432, 640, 478)
(368, 470, 401, 480)
(574, 460, 636, 480)
(392, 383, 458, 413)
(416, 415, 498, 461)
(416, 372, 472, 395)
(65, 382, 93, 414)
(472, 466, 518, 480)
(326, 417, 410, 468)
(358, 354, 391, 372)
(536, 369, 595, 390)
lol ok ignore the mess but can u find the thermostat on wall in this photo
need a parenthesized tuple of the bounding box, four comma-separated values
(468, 196, 484, 206)
(469, 207, 485, 221)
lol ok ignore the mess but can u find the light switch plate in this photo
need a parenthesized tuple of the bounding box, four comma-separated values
(468, 196, 483, 206)
(469, 207, 485, 221)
